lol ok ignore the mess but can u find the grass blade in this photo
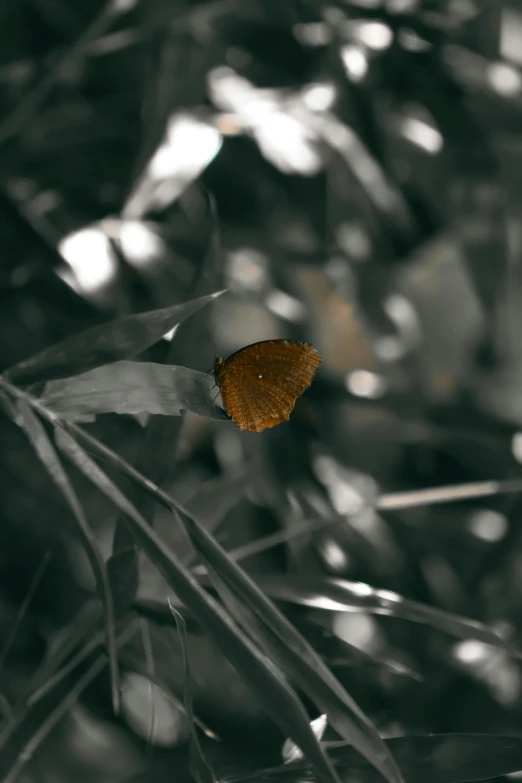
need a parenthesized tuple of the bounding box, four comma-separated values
(260, 576, 521, 656)
(177, 522, 404, 783)
(41, 361, 227, 420)
(59, 419, 404, 783)
(2, 656, 107, 783)
(224, 734, 522, 783)
(10, 400, 121, 715)
(5, 291, 226, 385)
(54, 425, 342, 783)
(206, 568, 403, 783)
(0, 623, 139, 760)
(168, 600, 216, 783)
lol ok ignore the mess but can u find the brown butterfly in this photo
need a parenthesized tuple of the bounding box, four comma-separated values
(214, 340, 321, 433)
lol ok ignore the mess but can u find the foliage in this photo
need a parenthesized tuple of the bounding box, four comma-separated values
(1, 1, 522, 782)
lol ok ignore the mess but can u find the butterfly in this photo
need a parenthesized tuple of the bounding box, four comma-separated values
(213, 339, 321, 433)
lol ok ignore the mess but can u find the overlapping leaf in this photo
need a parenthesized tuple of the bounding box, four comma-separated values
(41, 361, 227, 421)
(54, 426, 342, 783)
(223, 734, 522, 783)
(258, 576, 521, 657)
(57, 420, 405, 783)
(9, 401, 120, 714)
(169, 601, 216, 783)
(5, 291, 226, 385)
(179, 519, 404, 783)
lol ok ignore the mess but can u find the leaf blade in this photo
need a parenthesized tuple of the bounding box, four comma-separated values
(6, 291, 226, 385)
(224, 734, 522, 783)
(9, 400, 121, 715)
(54, 426, 342, 783)
(41, 361, 227, 420)
(259, 575, 522, 657)
(60, 420, 404, 783)
(168, 600, 216, 783)
(179, 518, 404, 783)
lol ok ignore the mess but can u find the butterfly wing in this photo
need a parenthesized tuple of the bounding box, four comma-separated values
(218, 341, 321, 433)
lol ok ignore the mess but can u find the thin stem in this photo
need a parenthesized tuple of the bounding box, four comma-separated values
(377, 479, 522, 510)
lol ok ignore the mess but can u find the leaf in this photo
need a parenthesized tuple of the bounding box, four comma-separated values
(109, 376, 188, 618)
(169, 600, 216, 783)
(109, 421, 186, 620)
(178, 520, 405, 783)
(29, 600, 102, 697)
(224, 734, 522, 783)
(294, 621, 422, 682)
(59, 420, 404, 783)
(0, 621, 139, 780)
(2, 654, 108, 783)
(27, 618, 139, 711)
(54, 426, 342, 783)
(259, 576, 522, 657)
(40, 361, 227, 421)
(130, 599, 423, 683)
(107, 193, 223, 610)
(5, 291, 226, 385)
(10, 400, 121, 715)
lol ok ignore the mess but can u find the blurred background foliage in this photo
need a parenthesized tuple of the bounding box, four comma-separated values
(3, 0, 522, 781)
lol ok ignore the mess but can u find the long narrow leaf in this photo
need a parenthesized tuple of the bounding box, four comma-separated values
(54, 426, 342, 783)
(2, 656, 108, 783)
(108, 217, 223, 613)
(30, 600, 102, 695)
(224, 734, 522, 783)
(11, 400, 121, 715)
(60, 420, 403, 783)
(205, 568, 403, 783)
(177, 518, 404, 783)
(0, 621, 138, 775)
(295, 620, 422, 682)
(133, 598, 422, 682)
(169, 600, 216, 783)
(26, 620, 139, 712)
(5, 291, 226, 385)
(257, 576, 522, 657)
(41, 361, 227, 420)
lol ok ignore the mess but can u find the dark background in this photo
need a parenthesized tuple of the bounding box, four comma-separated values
(2, 0, 522, 781)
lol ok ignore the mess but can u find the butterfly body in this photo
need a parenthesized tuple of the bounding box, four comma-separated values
(214, 339, 321, 433)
